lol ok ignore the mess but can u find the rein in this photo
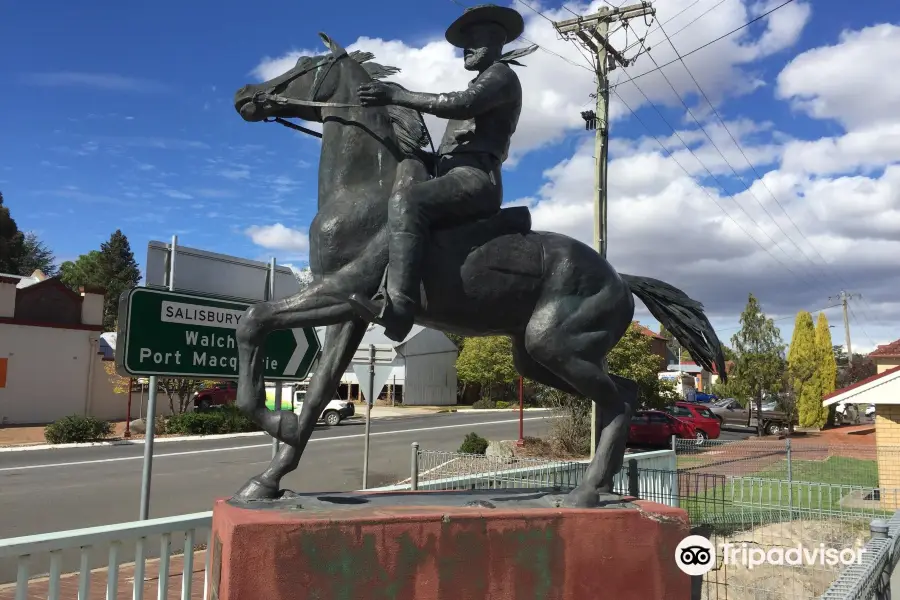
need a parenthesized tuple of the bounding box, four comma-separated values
(256, 50, 435, 154)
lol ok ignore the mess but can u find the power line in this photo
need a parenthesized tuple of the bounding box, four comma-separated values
(611, 69, 824, 288)
(611, 87, 816, 285)
(714, 304, 842, 333)
(622, 0, 727, 56)
(629, 22, 835, 292)
(611, 0, 800, 90)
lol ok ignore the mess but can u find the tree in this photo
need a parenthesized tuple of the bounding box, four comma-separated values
(103, 361, 132, 394)
(837, 354, 877, 389)
(455, 336, 516, 401)
(99, 230, 141, 330)
(0, 191, 26, 274)
(18, 232, 58, 276)
(159, 378, 210, 414)
(608, 322, 678, 409)
(788, 311, 826, 429)
(815, 313, 838, 425)
(59, 231, 141, 330)
(730, 294, 786, 436)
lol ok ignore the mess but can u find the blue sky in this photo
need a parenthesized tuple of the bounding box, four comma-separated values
(1, 0, 898, 351)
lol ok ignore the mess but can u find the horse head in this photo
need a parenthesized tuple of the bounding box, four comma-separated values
(234, 33, 351, 124)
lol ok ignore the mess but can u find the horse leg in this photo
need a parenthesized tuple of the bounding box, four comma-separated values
(523, 292, 633, 508)
(234, 318, 367, 501)
(235, 281, 357, 442)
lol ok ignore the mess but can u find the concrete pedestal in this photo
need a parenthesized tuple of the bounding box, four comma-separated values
(208, 490, 691, 600)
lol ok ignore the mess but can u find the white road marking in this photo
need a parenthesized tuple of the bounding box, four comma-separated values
(0, 416, 552, 472)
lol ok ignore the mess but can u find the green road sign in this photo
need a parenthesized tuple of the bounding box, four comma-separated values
(116, 288, 320, 380)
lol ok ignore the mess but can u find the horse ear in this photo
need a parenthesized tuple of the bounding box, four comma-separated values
(318, 32, 345, 56)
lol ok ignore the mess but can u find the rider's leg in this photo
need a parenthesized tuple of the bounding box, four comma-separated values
(348, 159, 501, 341)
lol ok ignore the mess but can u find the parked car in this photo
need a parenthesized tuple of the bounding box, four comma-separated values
(628, 410, 697, 447)
(664, 402, 721, 442)
(192, 381, 237, 411)
(292, 388, 355, 426)
(708, 398, 795, 435)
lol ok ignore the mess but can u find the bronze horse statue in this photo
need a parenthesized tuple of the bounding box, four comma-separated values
(231, 33, 726, 508)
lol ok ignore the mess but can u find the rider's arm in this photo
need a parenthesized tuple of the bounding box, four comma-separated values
(393, 63, 515, 120)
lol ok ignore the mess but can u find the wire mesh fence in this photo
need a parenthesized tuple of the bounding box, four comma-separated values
(382, 443, 898, 599)
(674, 439, 887, 490)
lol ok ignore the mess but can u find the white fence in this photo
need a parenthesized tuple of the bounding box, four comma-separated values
(0, 512, 210, 600)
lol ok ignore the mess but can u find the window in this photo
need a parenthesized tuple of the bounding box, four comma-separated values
(669, 406, 692, 417)
(697, 408, 714, 419)
(648, 412, 670, 424)
(631, 414, 648, 425)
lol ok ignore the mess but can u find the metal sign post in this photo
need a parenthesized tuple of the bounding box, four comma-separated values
(351, 343, 394, 490)
(269, 258, 281, 458)
(362, 344, 374, 489)
(139, 235, 176, 520)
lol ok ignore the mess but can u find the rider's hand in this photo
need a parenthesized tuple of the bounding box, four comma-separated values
(357, 82, 396, 107)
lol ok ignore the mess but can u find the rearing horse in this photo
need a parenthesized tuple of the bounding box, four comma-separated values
(232, 33, 726, 508)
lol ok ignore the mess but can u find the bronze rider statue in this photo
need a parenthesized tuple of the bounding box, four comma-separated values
(347, 4, 534, 342)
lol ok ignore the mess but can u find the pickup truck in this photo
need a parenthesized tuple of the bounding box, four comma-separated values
(193, 381, 237, 411)
(707, 398, 796, 435)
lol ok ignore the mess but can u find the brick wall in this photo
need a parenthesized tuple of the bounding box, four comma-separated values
(877, 405, 900, 510)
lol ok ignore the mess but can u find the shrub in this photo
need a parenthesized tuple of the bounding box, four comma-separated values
(44, 415, 113, 444)
(459, 432, 489, 455)
(472, 398, 496, 410)
(164, 405, 258, 436)
(495, 400, 511, 409)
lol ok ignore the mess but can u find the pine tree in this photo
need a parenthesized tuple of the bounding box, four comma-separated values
(0, 191, 26, 274)
(788, 311, 826, 428)
(815, 313, 838, 425)
(730, 294, 786, 435)
(98, 230, 141, 330)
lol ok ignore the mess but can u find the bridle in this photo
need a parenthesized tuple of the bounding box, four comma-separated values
(251, 50, 360, 139)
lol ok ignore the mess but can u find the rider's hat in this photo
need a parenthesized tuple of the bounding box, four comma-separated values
(445, 4, 525, 48)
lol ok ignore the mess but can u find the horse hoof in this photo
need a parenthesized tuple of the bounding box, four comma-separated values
(232, 477, 281, 502)
(562, 489, 600, 509)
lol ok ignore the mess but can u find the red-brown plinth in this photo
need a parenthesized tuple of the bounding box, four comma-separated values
(209, 497, 691, 600)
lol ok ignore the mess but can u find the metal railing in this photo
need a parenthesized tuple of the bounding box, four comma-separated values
(0, 512, 211, 600)
(821, 512, 900, 600)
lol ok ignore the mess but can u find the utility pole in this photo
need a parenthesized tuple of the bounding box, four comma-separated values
(553, 2, 655, 458)
(829, 290, 861, 366)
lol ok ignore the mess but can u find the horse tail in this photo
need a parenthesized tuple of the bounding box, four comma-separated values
(620, 274, 728, 382)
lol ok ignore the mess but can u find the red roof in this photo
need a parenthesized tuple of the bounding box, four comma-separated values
(822, 364, 900, 401)
(870, 339, 900, 358)
(634, 322, 666, 340)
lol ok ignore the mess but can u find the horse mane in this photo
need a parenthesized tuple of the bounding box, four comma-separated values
(348, 50, 432, 156)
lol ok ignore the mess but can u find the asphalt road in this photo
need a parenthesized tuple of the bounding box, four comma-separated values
(0, 412, 557, 540)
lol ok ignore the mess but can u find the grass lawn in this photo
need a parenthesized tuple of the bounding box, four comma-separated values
(680, 456, 887, 523)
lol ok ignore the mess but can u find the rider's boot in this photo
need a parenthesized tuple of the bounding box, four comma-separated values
(347, 231, 421, 342)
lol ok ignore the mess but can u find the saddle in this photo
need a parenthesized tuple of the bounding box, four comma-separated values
(432, 205, 532, 245)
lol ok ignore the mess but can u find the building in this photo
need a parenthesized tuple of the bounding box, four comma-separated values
(634, 322, 668, 371)
(0, 272, 126, 425)
(869, 339, 900, 374)
(822, 363, 900, 509)
(313, 324, 459, 406)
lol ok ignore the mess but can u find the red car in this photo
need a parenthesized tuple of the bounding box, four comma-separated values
(628, 410, 697, 447)
(665, 402, 721, 442)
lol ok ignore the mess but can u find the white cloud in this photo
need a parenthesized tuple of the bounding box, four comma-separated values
(513, 19, 900, 347)
(246, 9, 897, 347)
(777, 24, 900, 130)
(251, 0, 812, 162)
(245, 223, 310, 254)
